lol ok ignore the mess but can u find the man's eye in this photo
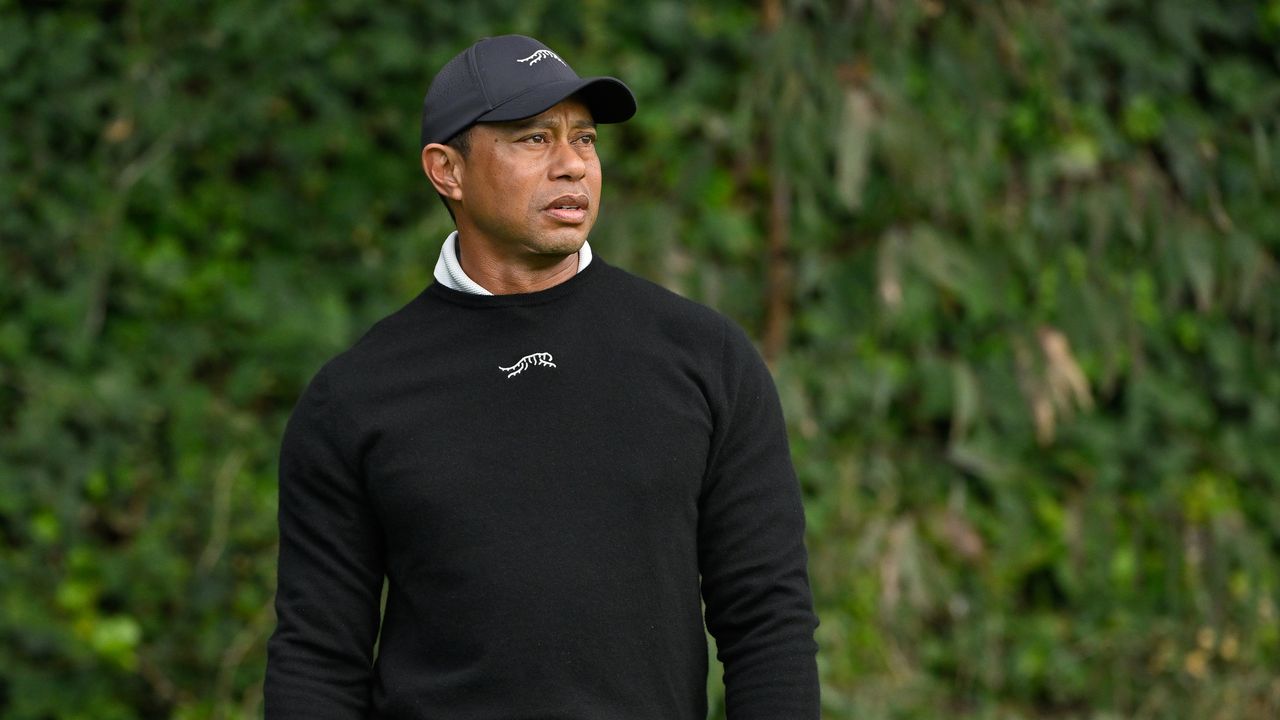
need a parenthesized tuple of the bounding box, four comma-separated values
(576, 135, 596, 145)
(526, 133, 548, 143)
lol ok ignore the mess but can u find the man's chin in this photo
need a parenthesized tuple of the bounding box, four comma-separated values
(526, 230, 590, 257)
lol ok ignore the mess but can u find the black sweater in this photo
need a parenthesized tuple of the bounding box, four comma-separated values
(264, 257, 820, 719)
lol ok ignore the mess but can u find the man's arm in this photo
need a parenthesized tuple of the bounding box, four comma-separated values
(265, 366, 385, 719)
(698, 318, 821, 719)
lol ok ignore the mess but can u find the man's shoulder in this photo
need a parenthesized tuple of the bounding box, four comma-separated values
(596, 261, 731, 337)
(306, 292, 429, 389)
(597, 262, 773, 375)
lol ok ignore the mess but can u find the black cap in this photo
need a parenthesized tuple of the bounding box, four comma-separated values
(420, 35, 637, 148)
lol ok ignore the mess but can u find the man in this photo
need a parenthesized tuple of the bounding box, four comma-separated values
(265, 34, 819, 719)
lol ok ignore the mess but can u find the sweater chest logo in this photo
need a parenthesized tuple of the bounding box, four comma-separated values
(499, 351, 557, 379)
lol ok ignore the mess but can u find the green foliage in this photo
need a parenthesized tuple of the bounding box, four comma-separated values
(2, 0, 1279, 718)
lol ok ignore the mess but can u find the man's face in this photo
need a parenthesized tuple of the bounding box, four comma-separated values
(454, 98, 601, 260)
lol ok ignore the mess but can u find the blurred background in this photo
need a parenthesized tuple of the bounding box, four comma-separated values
(3, 0, 1279, 718)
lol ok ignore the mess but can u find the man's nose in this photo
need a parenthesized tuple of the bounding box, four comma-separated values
(548, 138, 587, 180)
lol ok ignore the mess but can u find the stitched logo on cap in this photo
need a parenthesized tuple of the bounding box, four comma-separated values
(516, 49, 567, 68)
(499, 352, 557, 378)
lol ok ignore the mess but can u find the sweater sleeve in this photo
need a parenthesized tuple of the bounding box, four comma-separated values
(698, 318, 821, 719)
(265, 365, 385, 719)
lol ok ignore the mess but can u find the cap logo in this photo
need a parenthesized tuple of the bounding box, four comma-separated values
(516, 49, 567, 68)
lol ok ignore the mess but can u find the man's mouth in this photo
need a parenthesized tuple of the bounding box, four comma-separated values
(543, 194, 590, 224)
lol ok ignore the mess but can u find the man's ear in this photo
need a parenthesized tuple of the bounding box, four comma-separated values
(422, 144, 464, 202)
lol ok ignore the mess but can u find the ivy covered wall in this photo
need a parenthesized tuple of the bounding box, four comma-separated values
(2, 1, 1279, 718)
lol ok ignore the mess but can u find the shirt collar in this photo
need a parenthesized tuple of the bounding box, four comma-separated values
(432, 231, 593, 295)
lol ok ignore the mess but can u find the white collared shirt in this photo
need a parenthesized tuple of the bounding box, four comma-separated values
(432, 231, 593, 295)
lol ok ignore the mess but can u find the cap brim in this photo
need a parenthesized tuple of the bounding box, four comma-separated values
(476, 77, 636, 126)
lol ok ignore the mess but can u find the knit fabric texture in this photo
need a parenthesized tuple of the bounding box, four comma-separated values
(264, 256, 820, 719)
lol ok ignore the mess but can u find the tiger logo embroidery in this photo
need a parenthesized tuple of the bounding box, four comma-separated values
(499, 352, 557, 378)
(516, 49, 567, 68)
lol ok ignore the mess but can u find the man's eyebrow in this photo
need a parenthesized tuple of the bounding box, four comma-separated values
(496, 116, 597, 132)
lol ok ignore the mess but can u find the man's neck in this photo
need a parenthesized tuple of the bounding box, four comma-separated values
(454, 234, 581, 295)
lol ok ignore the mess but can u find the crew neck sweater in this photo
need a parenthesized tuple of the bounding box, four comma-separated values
(265, 256, 820, 719)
